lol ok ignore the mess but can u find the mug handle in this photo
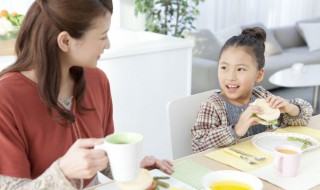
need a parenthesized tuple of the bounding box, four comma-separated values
(274, 155, 283, 174)
(94, 142, 107, 151)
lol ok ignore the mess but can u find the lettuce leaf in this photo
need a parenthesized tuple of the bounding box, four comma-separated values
(253, 114, 278, 125)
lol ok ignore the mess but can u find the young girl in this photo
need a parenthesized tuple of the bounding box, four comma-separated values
(191, 27, 313, 153)
(0, 0, 173, 189)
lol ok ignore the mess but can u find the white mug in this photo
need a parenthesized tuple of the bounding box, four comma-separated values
(273, 145, 302, 177)
(291, 62, 305, 74)
(95, 132, 143, 181)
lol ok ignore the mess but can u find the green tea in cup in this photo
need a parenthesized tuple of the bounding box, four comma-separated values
(95, 132, 143, 181)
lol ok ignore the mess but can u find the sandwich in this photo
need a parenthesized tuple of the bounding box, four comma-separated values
(251, 98, 280, 125)
(116, 169, 158, 190)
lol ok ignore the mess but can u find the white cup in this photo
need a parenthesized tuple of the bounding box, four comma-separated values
(291, 62, 305, 74)
(273, 145, 302, 177)
(95, 132, 143, 181)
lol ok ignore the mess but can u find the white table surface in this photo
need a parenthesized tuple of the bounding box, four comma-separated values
(269, 64, 320, 87)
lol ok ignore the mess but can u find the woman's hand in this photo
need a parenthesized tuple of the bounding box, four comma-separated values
(59, 138, 108, 179)
(266, 96, 299, 116)
(140, 156, 174, 175)
(234, 105, 263, 137)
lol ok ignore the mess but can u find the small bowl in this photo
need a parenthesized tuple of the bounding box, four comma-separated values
(202, 170, 263, 190)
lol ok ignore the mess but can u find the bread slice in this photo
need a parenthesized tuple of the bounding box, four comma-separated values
(116, 169, 154, 190)
(252, 98, 280, 125)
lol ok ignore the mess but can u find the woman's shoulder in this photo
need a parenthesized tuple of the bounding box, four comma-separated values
(0, 72, 33, 103)
(83, 67, 111, 96)
(0, 72, 30, 90)
(0, 72, 20, 83)
(84, 67, 106, 77)
(84, 67, 109, 83)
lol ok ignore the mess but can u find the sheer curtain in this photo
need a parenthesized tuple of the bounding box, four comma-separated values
(195, 0, 320, 32)
(2, 0, 319, 32)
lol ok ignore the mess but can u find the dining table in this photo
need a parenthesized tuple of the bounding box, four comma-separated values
(87, 114, 320, 190)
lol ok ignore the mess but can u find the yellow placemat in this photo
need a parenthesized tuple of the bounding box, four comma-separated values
(205, 126, 320, 172)
(205, 139, 273, 172)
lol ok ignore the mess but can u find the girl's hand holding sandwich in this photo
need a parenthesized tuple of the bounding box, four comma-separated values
(234, 105, 264, 137)
(265, 96, 300, 116)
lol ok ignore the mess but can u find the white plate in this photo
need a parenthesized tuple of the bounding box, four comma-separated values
(151, 169, 196, 190)
(94, 169, 195, 190)
(252, 132, 320, 154)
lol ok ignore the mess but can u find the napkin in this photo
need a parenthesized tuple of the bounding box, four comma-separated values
(172, 159, 213, 189)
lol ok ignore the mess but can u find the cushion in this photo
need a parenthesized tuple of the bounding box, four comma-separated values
(241, 23, 283, 56)
(271, 26, 306, 49)
(214, 25, 242, 45)
(296, 17, 320, 39)
(183, 29, 222, 61)
(297, 22, 320, 51)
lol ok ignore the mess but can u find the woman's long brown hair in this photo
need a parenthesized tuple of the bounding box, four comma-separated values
(0, 0, 113, 123)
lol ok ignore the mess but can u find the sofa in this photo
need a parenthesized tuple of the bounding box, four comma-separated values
(185, 17, 320, 94)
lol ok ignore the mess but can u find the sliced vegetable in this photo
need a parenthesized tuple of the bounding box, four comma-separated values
(152, 176, 170, 189)
(287, 136, 313, 150)
(156, 180, 170, 188)
(154, 176, 170, 180)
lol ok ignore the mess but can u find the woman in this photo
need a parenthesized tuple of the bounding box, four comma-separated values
(0, 0, 173, 189)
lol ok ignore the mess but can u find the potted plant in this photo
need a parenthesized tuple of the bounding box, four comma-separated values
(134, 0, 205, 38)
(0, 10, 24, 40)
(0, 10, 24, 55)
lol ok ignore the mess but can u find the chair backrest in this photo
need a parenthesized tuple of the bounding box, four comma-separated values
(167, 90, 213, 159)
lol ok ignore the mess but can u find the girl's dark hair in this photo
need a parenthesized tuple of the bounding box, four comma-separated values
(0, 0, 113, 122)
(219, 27, 266, 70)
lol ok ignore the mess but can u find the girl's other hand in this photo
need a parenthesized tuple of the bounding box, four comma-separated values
(140, 156, 174, 175)
(266, 96, 299, 116)
(59, 138, 108, 179)
(265, 95, 289, 112)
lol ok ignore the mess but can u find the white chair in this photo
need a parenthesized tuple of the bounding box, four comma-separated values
(167, 90, 214, 160)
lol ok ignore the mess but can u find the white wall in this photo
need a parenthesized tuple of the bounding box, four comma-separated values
(119, 0, 145, 30)
(98, 29, 193, 160)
